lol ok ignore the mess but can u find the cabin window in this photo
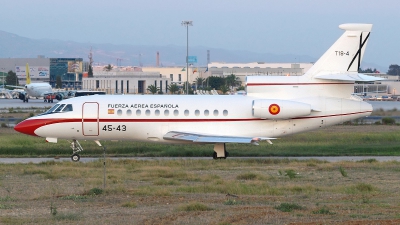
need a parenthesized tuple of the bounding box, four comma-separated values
(204, 110, 209, 116)
(195, 110, 200, 116)
(223, 110, 228, 116)
(184, 109, 189, 116)
(155, 109, 160, 116)
(145, 109, 150, 116)
(127, 109, 132, 116)
(136, 110, 141, 116)
(213, 110, 219, 116)
(117, 109, 122, 116)
(164, 110, 169, 116)
(174, 110, 179, 116)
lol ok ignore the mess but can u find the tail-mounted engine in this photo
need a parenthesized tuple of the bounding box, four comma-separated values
(252, 99, 311, 119)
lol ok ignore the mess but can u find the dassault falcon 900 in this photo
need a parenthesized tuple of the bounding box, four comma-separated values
(14, 24, 381, 162)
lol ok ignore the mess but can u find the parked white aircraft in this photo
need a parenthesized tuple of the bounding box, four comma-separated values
(7, 63, 53, 102)
(14, 24, 382, 162)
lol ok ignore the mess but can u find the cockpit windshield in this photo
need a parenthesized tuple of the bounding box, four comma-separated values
(44, 104, 73, 114)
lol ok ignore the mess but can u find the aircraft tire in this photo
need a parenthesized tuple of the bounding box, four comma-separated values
(71, 154, 80, 162)
(213, 152, 217, 159)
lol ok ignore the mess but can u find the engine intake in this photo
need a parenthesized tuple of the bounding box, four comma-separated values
(252, 99, 311, 119)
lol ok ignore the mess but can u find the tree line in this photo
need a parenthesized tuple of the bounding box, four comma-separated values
(147, 74, 245, 95)
(359, 64, 400, 75)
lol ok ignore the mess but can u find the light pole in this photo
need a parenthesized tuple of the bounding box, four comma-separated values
(181, 20, 193, 95)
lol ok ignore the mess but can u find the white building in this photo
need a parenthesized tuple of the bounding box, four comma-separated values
(82, 69, 170, 94)
(208, 62, 314, 83)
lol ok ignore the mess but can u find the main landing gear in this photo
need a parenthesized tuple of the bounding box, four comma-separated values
(213, 143, 229, 159)
(69, 139, 104, 162)
(70, 139, 83, 162)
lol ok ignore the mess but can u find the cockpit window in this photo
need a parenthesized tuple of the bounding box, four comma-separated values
(46, 104, 60, 113)
(63, 104, 73, 112)
(55, 104, 66, 112)
(43, 103, 73, 114)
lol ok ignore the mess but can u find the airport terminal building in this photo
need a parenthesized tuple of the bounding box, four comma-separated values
(0, 57, 86, 88)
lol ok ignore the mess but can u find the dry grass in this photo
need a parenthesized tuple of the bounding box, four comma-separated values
(1, 159, 400, 224)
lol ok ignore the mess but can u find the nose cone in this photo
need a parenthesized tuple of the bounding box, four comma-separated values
(14, 119, 41, 136)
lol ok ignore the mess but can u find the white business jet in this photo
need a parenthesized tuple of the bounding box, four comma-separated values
(14, 24, 381, 162)
(7, 63, 53, 102)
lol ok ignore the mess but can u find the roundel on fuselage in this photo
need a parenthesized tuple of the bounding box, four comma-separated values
(268, 104, 280, 115)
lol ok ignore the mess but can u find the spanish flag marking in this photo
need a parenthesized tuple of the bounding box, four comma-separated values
(268, 104, 280, 115)
(108, 109, 115, 114)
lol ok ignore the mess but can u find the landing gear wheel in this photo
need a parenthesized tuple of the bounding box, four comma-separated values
(71, 154, 80, 162)
(224, 150, 229, 158)
(213, 152, 217, 159)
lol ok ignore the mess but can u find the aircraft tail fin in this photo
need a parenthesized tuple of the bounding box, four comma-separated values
(26, 63, 31, 84)
(304, 24, 372, 79)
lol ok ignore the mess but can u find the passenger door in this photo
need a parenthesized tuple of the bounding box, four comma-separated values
(82, 102, 99, 136)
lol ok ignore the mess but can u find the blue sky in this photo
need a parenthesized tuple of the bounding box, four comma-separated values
(1, 0, 399, 69)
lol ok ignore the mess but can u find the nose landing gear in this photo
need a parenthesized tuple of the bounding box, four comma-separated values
(70, 139, 83, 162)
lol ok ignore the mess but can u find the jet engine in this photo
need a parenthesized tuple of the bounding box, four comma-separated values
(252, 99, 311, 119)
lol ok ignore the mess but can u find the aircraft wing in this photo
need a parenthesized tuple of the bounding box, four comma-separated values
(6, 85, 24, 89)
(163, 131, 275, 144)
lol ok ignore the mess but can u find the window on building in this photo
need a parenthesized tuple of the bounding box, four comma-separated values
(179, 74, 181, 82)
(127, 80, 129, 93)
(160, 80, 162, 93)
(170, 74, 173, 81)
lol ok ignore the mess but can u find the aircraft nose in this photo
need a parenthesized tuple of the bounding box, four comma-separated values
(14, 119, 40, 136)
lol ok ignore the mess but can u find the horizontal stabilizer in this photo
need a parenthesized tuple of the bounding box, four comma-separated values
(315, 73, 384, 82)
(164, 131, 275, 144)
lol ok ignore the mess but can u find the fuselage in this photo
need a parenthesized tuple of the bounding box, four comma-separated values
(25, 83, 52, 97)
(14, 93, 372, 143)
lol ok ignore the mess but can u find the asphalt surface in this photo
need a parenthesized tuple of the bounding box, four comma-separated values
(1, 156, 400, 164)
